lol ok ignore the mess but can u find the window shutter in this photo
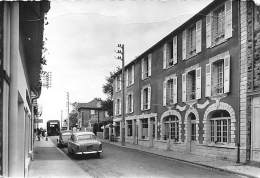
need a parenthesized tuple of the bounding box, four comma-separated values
(224, 54, 230, 93)
(173, 76, 178, 104)
(141, 89, 144, 110)
(148, 53, 152, 76)
(205, 63, 212, 97)
(126, 69, 129, 87)
(206, 12, 212, 48)
(131, 94, 134, 113)
(196, 67, 201, 99)
(119, 99, 122, 115)
(114, 102, 117, 116)
(225, 0, 232, 39)
(126, 95, 129, 114)
(182, 30, 187, 60)
(119, 75, 122, 91)
(163, 80, 167, 106)
(141, 58, 144, 79)
(196, 20, 202, 53)
(163, 44, 167, 69)
(173, 36, 178, 64)
(132, 65, 135, 84)
(182, 73, 186, 102)
(148, 86, 151, 109)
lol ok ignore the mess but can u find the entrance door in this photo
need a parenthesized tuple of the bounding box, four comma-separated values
(252, 96, 260, 162)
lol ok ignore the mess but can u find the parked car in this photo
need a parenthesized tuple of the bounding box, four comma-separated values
(57, 130, 72, 147)
(67, 131, 102, 158)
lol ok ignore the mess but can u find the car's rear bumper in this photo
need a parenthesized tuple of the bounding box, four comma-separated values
(75, 150, 102, 155)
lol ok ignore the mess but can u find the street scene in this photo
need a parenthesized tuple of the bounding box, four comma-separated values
(1, 0, 260, 178)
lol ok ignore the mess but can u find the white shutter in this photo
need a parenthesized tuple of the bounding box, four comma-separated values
(119, 99, 122, 115)
(224, 54, 230, 93)
(182, 73, 186, 102)
(205, 63, 212, 97)
(148, 53, 152, 76)
(225, 0, 232, 39)
(132, 65, 135, 84)
(173, 76, 178, 104)
(196, 20, 202, 53)
(119, 75, 122, 91)
(141, 58, 144, 79)
(206, 12, 212, 48)
(163, 80, 167, 106)
(126, 94, 129, 114)
(141, 89, 144, 110)
(126, 69, 129, 87)
(148, 86, 151, 109)
(114, 102, 117, 116)
(163, 44, 167, 69)
(196, 67, 201, 99)
(173, 36, 178, 64)
(131, 94, 134, 113)
(182, 30, 186, 60)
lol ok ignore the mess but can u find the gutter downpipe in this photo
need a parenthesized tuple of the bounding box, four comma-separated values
(30, 90, 40, 161)
(237, 0, 241, 164)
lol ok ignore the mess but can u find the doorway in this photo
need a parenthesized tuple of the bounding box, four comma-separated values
(252, 96, 260, 162)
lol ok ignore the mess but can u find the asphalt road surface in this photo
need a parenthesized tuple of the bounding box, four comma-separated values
(51, 137, 242, 178)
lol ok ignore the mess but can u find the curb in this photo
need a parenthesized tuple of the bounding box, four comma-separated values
(102, 140, 257, 178)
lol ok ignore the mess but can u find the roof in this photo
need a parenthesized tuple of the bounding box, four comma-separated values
(76, 98, 102, 110)
(112, 0, 224, 78)
(73, 131, 95, 136)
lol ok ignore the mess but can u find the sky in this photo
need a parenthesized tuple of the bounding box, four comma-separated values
(38, 0, 213, 128)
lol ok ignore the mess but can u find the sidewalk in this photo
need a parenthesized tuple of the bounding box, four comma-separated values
(102, 139, 260, 178)
(28, 138, 92, 178)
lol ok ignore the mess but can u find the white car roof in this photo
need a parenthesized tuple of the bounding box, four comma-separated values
(73, 131, 95, 136)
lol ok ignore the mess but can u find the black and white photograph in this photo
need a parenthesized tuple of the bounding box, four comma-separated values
(0, 0, 260, 177)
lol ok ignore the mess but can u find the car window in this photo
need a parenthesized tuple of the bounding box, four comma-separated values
(77, 134, 95, 141)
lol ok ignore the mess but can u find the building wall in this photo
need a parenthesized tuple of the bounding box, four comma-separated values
(112, 0, 248, 162)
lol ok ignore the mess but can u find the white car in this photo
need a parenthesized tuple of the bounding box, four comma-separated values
(67, 131, 102, 158)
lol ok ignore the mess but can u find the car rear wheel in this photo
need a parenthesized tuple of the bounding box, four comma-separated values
(96, 152, 101, 159)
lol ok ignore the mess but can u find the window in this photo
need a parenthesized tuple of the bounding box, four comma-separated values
(188, 25, 196, 56)
(206, 1, 232, 48)
(127, 120, 133, 137)
(141, 85, 151, 110)
(90, 110, 95, 115)
(164, 116, 179, 142)
(163, 76, 177, 106)
(115, 98, 121, 115)
(182, 67, 201, 102)
(141, 54, 151, 79)
(163, 36, 177, 68)
(212, 60, 224, 95)
(206, 52, 230, 97)
(126, 93, 133, 113)
(126, 65, 134, 86)
(143, 88, 149, 110)
(186, 70, 196, 100)
(141, 119, 148, 139)
(210, 110, 231, 144)
(115, 75, 121, 92)
(190, 114, 196, 141)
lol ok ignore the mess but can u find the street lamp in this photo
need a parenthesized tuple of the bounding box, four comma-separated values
(115, 43, 125, 146)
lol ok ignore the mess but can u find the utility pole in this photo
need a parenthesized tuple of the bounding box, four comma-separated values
(116, 44, 125, 146)
(66, 92, 70, 130)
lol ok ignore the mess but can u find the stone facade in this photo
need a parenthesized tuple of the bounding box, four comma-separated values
(111, 0, 259, 163)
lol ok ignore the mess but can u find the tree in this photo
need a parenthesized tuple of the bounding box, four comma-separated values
(101, 99, 113, 117)
(69, 111, 78, 128)
(102, 67, 120, 99)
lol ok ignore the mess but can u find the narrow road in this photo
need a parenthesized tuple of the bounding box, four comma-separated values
(50, 136, 241, 178)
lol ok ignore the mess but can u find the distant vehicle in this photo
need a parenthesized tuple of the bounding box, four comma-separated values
(68, 131, 102, 158)
(47, 120, 60, 136)
(57, 130, 72, 147)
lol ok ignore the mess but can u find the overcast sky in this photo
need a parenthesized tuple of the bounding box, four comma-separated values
(38, 0, 213, 127)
